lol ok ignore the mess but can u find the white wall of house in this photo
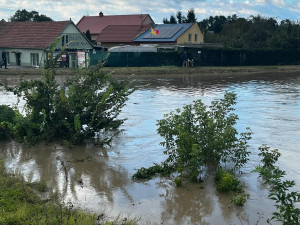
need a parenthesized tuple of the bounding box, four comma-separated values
(4, 48, 46, 67)
(1, 23, 93, 68)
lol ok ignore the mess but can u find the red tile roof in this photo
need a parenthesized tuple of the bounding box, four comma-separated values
(96, 25, 151, 43)
(77, 14, 152, 35)
(0, 21, 70, 49)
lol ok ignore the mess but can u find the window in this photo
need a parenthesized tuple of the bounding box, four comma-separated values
(62, 34, 69, 46)
(188, 34, 192, 42)
(31, 53, 39, 67)
(195, 34, 198, 42)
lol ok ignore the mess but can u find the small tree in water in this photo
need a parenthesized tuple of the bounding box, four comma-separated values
(133, 92, 252, 182)
(6, 38, 134, 145)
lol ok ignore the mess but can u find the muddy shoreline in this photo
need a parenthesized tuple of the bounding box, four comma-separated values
(0, 65, 300, 78)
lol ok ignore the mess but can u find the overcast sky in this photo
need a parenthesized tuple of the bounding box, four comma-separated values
(0, 0, 299, 24)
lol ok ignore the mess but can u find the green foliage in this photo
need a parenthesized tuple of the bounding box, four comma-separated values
(258, 145, 281, 168)
(199, 14, 300, 50)
(10, 9, 53, 22)
(133, 92, 251, 186)
(0, 105, 15, 123)
(215, 169, 242, 193)
(0, 105, 20, 141)
(4, 44, 134, 145)
(163, 8, 195, 24)
(132, 163, 174, 180)
(157, 92, 251, 180)
(255, 145, 300, 225)
(231, 193, 249, 206)
(174, 176, 182, 187)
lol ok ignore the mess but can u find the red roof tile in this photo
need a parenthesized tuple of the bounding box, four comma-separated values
(96, 25, 150, 43)
(0, 21, 70, 49)
(77, 14, 152, 35)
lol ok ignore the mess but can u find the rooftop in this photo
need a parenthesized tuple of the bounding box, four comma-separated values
(134, 23, 193, 43)
(77, 13, 152, 35)
(0, 20, 71, 49)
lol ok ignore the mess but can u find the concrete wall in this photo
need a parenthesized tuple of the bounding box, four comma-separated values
(177, 23, 204, 45)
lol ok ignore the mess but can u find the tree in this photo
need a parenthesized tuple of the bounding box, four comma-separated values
(85, 29, 92, 41)
(177, 11, 183, 24)
(163, 17, 170, 24)
(186, 8, 197, 23)
(133, 92, 252, 182)
(169, 15, 177, 24)
(163, 15, 177, 24)
(5, 37, 134, 145)
(10, 9, 53, 22)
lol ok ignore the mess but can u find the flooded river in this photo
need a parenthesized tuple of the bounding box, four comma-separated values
(0, 72, 300, 224)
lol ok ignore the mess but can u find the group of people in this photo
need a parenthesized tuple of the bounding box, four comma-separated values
(181, 51, 194, 67)
(1, 50, 7, 69)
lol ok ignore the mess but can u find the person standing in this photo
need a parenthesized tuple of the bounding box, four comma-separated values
(1, 50, 7, 69)
(182, 51, 188, 67)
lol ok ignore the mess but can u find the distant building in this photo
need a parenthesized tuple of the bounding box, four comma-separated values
(76, 12, 155, 46)
(133, 23, 204, 46)
(96, 25, 151, 47)
(0, 20, 93, 68)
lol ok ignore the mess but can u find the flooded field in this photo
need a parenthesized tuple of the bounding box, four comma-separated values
(0, 72, 299, 224)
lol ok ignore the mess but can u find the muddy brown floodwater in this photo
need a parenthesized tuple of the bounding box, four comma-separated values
(0, 72, 300, 224)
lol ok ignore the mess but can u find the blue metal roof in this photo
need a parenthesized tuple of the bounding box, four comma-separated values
(134, 23, 193, 42)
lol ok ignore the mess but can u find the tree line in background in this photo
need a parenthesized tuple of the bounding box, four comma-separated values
(10, 9, 53, 22)
(164, 8, 300, 50)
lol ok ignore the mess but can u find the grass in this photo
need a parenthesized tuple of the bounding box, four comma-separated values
(0, 160, 139, 225)
(1, 65, 300, 77)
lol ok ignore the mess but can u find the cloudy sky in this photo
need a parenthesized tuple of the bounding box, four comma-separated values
(0, 0, 299, 24)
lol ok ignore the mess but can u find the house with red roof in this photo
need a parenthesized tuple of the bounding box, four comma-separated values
(0, 20, 93, 68)
(76, 12, 154, 46)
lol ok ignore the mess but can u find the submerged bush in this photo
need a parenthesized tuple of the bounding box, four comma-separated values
(2, 39, 134, 145)
(255, 145, 300, 225)
(133, 92, 252, 183)
(132, 163, 174, 180)
(215, 168, 242, 193)
(0, 105, 19, 141)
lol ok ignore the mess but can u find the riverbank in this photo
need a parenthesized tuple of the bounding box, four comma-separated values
(0, 159, 138, 225)
(0, 65, 300, 78)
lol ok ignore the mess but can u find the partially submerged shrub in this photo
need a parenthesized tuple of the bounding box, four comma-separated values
(231, 193, 249, 206)
(255, 145, 300, 225)
(132, 163, 174, 180)
(2, 40, 134, 145)
(133, 92, 252, 185)
(215, 168, 242, 193)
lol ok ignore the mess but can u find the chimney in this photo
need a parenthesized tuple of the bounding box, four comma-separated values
(99, 12, 103, 17)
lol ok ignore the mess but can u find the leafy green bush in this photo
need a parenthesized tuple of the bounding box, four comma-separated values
(231, 193, 249, 206)
(255, 145, 300, 225)
(132, 163, 174, 180)
(4, 40, 134, 145)
(0, 105, 15, 123)
(0, 105, 19, 140)
(215, 168, 242, 193)
(133, 92, 252, 184)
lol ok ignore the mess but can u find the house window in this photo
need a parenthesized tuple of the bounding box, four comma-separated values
(62, 34, 69, 46)
(31, 53, 39, 67)
(188, 34, 192, 42)
(195, 34, 198, 42)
